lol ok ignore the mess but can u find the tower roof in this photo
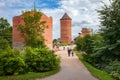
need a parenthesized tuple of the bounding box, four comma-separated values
(60, 13, 71, 20)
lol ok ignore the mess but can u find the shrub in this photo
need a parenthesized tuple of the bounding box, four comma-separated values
(0, 46, 60, 76)
(23, 47, 60, 72)
(0, 47, 26, 76)
(0, 38, 10, 50)
(105, 60, 120, 80)
(59, 42, 68, 46)
(110, 71, 120, 80)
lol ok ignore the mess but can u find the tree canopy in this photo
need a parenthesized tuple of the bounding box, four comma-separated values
(98, 0, 120, 58)
(0, 17, 12, 49)
(18, 10, 47, 48)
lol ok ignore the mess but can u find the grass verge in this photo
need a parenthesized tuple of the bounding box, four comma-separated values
(0, 66, 60, 80)
(75, 51, 115, 80)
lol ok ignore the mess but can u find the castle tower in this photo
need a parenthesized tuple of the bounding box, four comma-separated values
(13, 12, 52, 49)
(60, 13, 72, 44)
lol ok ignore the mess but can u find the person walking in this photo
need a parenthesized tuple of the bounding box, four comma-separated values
(67, 47, 71, 56)
(63, 46, 65, 50)
(71, 50, 74, 57)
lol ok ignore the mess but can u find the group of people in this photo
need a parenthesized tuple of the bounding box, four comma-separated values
(63, 47, 74, 57)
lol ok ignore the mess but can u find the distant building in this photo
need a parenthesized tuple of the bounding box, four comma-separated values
(79, 28, 91, 37)
(74, 28, 91, 43)
(59, 13, 72, 44)
(12, 11, 53, 50)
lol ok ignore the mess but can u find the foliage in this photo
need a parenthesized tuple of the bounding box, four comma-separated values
(0, 17, 12, 47)
(0, 46, 60, 76)
(59, 42, 68, 46)
(18, 10, 47, 48)
(0, 47, 26, 76)
(110, 71, 120, 80)
(23, 47, 60, 72)
(76, 36, 85, 51)
(76, 34, 102, 63)
(76, 0, 120, 80)
(105, 60, 120, 80)
(53, 39, 57, 44)
(95, 1, 120, 79)
(0, 67, 60, 80)
(97, 0, 120, 60)
(0, 38, 10, 50)
(53, 39, 58, 47)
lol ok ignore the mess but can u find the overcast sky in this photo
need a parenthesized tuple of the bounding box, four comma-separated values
(0, 0, 110, 39)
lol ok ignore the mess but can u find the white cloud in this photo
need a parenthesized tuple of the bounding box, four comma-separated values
(0, 2, 5, 7)
(41, 8, 65, 39)
(57, 0, 110, 39)
(0, 0, 111, 40)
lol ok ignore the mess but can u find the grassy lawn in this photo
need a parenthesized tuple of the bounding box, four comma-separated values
(76, 51, 116, 80)
(0, 67, 60, 80)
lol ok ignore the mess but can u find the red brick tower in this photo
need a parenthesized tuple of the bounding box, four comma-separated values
(60, 13, 72, 44)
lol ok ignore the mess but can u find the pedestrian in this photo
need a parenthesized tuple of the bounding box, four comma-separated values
(67, 47, 70, 56)
(71, 50, 74, 57)
(63, 46, 65, 50)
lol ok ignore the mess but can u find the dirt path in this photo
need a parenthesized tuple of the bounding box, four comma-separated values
(37, 47, 98, 80)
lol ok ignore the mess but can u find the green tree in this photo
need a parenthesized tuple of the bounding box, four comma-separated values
(18, 10, 47, 48)
(0, 17, 12, 48)
(98, 0, 120, 61)
(76, 35, 94, 54)
(76, 36, 85, 51)
(92, 0, 120, 79)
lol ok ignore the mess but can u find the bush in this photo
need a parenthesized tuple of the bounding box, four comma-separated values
(0, 47, 26, 76)
(23, 47, 60, 72)
(59, 42, 68, 46)
(0, 46, 60, 76)
(110, 71, 120, 80)
(105, 60, 120, 80)
(0, 38, 10, 50)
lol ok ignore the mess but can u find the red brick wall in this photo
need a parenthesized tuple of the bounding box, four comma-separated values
(60, 19, 72, 43)
(13, 16, 24, 43)
(12, 12, 52, 49)
(41, 14, 52, 47)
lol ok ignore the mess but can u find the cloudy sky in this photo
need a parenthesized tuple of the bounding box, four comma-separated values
(0, 0, 110, 39)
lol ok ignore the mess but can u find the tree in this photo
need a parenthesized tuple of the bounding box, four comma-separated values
(18, 10, 47, 48)
(92, 1, 120, 79)
(98, 0, 120, 60)
(76, 36, 85, 51)
(0, 17, 12, 48)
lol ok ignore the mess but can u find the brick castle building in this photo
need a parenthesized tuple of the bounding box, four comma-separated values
(74, 28, 91, 43)
(79, 28, 91, 37)
(60, 13, 72, 44)
(12, 11, 52, 49)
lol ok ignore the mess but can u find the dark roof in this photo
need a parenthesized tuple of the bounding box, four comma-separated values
(60, 13, 71, 20)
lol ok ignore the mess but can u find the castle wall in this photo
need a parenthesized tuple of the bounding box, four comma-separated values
(12, 12, 52, 49)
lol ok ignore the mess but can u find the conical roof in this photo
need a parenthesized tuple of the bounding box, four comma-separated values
(60, 13, 71, 20)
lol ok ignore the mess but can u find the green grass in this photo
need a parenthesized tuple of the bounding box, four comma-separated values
(76, 51, 116, 80)
(0, 67, 60, 80)
(59, 43, 68, 46)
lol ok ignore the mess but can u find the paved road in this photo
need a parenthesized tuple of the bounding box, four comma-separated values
(37, 48, 98, 80)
